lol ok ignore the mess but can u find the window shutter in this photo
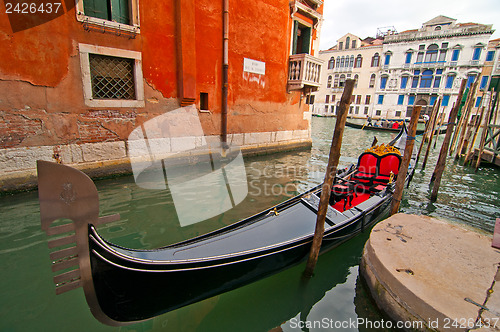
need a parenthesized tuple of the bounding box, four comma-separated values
(84, 0, 109, 20)
(292, 21, 298, 55)
(301, 27, 311, 54)
(111, 0, 130, 24)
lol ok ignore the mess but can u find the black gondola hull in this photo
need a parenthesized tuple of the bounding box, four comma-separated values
(88, 191, 393, 322)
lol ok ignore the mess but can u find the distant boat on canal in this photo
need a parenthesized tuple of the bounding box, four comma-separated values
(345, 120, 446, 135)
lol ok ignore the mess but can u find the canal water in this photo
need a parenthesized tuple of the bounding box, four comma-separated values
(1, 117, 499, 331)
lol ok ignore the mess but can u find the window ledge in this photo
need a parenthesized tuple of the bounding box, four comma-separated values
(77, 13, 140, 35)
(85, 99, 145, 108)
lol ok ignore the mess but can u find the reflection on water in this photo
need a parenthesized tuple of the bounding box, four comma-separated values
(0, 117, 498, 331)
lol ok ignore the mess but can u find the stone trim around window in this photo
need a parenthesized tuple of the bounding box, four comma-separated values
(75, 0, 140, 34)
(79, 43, 145, 108)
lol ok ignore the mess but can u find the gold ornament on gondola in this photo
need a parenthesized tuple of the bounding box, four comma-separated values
(365, 143, 401, 156)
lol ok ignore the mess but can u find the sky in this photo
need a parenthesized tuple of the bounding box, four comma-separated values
(318, 0, 500, 50)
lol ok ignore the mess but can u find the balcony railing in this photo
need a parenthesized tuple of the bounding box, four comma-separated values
(288, 53, 324, 91)
(333, 67, 353, 73)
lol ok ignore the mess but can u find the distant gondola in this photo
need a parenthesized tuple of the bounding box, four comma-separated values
(37, 126, 414, 326)
(345, 120, 446, 135)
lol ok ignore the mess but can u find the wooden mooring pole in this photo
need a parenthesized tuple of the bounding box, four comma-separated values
(415, 99, 439, 167)
(464, 106, 485, 165)
(421, 99, 441, 170)
(430, 79, 467, 201)
(475, 93, 498, 171)
(454, 80, 479, 159)
(434, 112, 446, 149)
(390, 106, 421, 215)
(303, 79, 355, 278)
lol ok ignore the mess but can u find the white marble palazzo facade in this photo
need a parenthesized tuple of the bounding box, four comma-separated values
(312, 16, 495, 120)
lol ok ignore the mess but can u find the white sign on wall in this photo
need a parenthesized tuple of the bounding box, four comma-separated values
(243, 58, 266, 75)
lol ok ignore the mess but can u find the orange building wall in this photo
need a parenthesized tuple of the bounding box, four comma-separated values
(0, 0, 312, 149)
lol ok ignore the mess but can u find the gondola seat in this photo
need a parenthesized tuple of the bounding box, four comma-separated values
(351, 152, 378, 185)
(351, 151, 402, 189)
(373, 153, 402, 185)
(330, 181, 357, 210)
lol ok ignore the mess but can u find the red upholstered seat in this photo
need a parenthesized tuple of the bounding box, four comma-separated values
(378, 153, 401, 176)
(356, 152, 378, 176)
(374, 153, 402, 185)
(351, 152, 379, 183)
(351, 151, 402, 187)
(330, 181, 357, 210)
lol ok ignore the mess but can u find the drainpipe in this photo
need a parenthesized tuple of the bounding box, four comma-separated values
(222, 0, 229, 149)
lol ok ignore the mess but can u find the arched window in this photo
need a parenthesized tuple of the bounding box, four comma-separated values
(445, 74, 455, 89)
(369, 74, 376, 88)
(349, 55, 354, 67)
(328, 57, 335, 69)
(420, 70, 433, 88)
(354, 74, 359, 88)
(380, 75, 388, 89)
(405, 52, 412, 64)
(336, 56, 341, 67)
(371, 53, 380, 67)
(355, 54, 362, 68)
(352, 40, 356, 49)
(424, 44, 439, 63)
(340, 56, 345, 67)
(472, 47, 482, 61)
(435, 26, 441, 31)
(412, 70, 420, 88)
(401, 75, 409, 89)
(327, 75, 332, 88)
(384, 53, 391, 66)
(334, 74, 340, 88)
(340, 74, 346, 87)
(434, 69, 443, 88)
(467, 73, 478, 88)
(346, 37, 350, 50)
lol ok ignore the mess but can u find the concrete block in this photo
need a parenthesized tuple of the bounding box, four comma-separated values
(59, 144, 84, 164)
(147, 138, 171, 160)
(292, 129, 309, 140)
(0, 146, 54, 173)
(171, 136, 196, 152)
(245, 132, 272, 145)
(361, 214, 500, 331)
(228, 133, 244, 147)
(276, 130, 293, 142)
(195, 135, 208, 148)
(270, 131, 277, 142)
(81, 141, 126, 162)
(70, 144, 84, 163)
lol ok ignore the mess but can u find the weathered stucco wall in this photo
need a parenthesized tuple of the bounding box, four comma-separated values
(0, 0, 315, 191)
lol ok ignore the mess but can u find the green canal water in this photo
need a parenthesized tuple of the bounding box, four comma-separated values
(1, 117, 499, 331)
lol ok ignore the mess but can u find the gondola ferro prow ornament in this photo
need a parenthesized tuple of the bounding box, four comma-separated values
(37, 160, 122, 326)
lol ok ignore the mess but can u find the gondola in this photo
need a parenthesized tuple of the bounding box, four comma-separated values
(37, 126, 414, 326)
(345, 120, 446, 135)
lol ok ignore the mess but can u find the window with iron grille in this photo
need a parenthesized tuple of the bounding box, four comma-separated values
(79, 43, 144, 108)
(89, 54, 136, 100)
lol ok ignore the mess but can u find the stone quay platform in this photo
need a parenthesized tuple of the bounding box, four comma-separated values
(361, 213, 500, 331)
